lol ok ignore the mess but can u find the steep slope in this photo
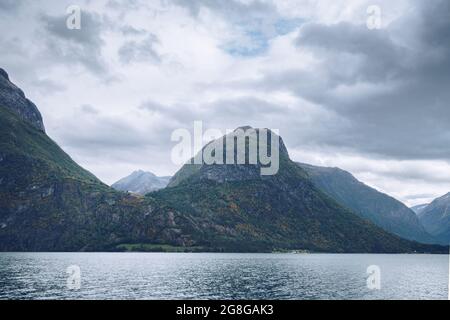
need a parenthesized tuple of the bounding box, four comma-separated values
(411, 204, 429, 215)
(0, 103, 195, 251)
(418, 193, 450, 244)
(153, 128, 443, 253)
(112, 170, 171, 194)
(0, 70, 191, 251)
(298, 163, 434, 244)
(0, 68, 45, 132)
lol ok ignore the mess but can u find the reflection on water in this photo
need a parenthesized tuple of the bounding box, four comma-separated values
(0, 253, 448, 300)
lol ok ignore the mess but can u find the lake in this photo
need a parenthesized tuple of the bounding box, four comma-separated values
(0, 253, 448, 300)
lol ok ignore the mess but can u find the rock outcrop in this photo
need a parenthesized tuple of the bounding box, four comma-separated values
(0, 68, 45, 132)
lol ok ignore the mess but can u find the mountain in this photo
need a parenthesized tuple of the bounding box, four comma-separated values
(0, 69, 188, 251)
(417, 193, 450, 244)
(112, 170, 171, 194)
(411, 204, 429, 215)
(297, 163, 434, 244)
(0, 68, 446, 253)
(0, 69, 45, 132)
(152, 128, 442, 253)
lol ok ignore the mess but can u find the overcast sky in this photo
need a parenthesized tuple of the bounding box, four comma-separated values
(1, 0, 450, 206)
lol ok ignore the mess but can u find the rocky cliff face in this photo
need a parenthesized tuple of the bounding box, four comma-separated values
(0, 68, 45, 132)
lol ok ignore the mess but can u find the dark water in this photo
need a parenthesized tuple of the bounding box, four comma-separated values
(0, 253, 448, 300)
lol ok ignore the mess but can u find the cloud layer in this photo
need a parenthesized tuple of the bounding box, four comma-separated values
(1, 0, 449, 205)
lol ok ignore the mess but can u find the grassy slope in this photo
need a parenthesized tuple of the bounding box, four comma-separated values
(0, 105, 104, 185)
(0, 105, 165, 251)
(298, 163, 434, 244)
(150, 155, 447, 253)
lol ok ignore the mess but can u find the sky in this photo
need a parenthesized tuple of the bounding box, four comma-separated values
(1, 0, 450, 206)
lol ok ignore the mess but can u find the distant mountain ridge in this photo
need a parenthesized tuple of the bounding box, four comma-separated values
(297, 163, 434, 244)
(411, 204, 429, 215)
(112, 170, 171, 195)
(417, 193, 450, 244)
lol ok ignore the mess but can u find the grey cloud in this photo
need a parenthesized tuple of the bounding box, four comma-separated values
(120, 25, 147, 36)
(170, 0, 277, 22)
(0, 0, 22, 13)
(170, 0, 284, 55)
(139, 100, 168, 113)
(296, 22, 406, 84)
(31, 78, 67, 93)
(80, 104, 99, 115)
(209, 97, 283, 115)
(140, 96, 286, 128)
(244, 0, 450, 162)
(43, 11, 102, 46)
(118, 34, 161, 64)
(40, 11, 107, 74)
(54, 108, 180, 183)
(419, 0, 450, 50)
(0, 36, 68, 95)
(57, 114, 159, 151)
(56, 103, 177, 157)
(403, 193, 437, 201)
(0, 37, 34, 78)
(106, 0, 142, 11)
(358, 162, 450, 184)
